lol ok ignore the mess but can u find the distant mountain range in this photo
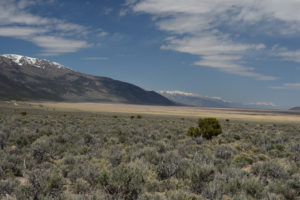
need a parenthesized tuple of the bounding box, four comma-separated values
(158, 91, 278, 109)
(0, 54, 174, 105)
(290, 107, 300, 111)
(158, 91, 243, 108)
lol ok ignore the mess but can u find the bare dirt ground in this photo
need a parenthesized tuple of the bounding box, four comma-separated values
(26, 102, 300, 122)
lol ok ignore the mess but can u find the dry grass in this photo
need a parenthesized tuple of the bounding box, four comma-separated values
(29, 102, 300, 123)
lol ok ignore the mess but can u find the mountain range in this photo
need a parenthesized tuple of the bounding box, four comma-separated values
(158, 91, 280, 109)
(290, 107, 300, 111)
(0, 54, 174, 105)
(158, 91, 243, 108)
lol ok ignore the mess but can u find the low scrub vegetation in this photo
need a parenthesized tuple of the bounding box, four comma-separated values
(0, 103, 299, 199)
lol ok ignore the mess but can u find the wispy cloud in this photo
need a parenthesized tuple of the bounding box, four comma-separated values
(271, 83, 300, 90)
(0, 26, 48, 37)
(31, 36, 90, 56)
(103, 7, 113, 15)
(83, 57, 108, 61)
(277, 50, 300, 63)
(97, 31, 109, 38)
(161, 35, 275, 80)
(0, 0, 92, 55)
(128, 0, 300, 80)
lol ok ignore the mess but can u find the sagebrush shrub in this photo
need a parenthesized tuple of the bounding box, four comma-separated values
(98, 164, 144, 200)
(215, 145, 235, 160)
(0, 178, 19, 197)
(241, 177, 264, 199)
(251, 161, 287, 180)
(189, 164, 215, 194)
(22, 170, 65, 199)
(157, 152, 181, 180)
(72, 178, 90, 194)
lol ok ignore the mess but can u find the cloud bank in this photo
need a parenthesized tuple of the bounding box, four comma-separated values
(128, 0, 300, 80)
(0, 0, 90, 55)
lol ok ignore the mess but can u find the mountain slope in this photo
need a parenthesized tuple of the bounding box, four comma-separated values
(0, 54, 174, 105)
(290, 107, 300, 111)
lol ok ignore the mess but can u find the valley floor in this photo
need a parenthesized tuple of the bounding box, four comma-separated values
(32, 101, 300, 122)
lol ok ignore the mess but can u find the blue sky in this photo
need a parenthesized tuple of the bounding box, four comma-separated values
(1, 0, 300, 109)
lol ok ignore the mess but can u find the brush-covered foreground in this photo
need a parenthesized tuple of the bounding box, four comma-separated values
(0, 104, 299, 200)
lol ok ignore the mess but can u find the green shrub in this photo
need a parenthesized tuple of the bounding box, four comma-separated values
(187, 127, 201, 137)
(187, 118, 222, 139)
(198, 118, 222, 139)
(20, 111, 27, 116)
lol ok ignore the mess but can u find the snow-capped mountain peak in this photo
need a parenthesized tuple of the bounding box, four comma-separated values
(2, 54, 66, 69)
(159, 90, 200, 97)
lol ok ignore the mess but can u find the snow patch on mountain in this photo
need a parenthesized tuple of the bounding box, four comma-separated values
(2, 54, 66, 69)
(159, 90, 199, 97)
(159, 90, 232, 103)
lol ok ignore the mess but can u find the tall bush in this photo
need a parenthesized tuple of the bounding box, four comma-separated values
(187, 118, 222, 139)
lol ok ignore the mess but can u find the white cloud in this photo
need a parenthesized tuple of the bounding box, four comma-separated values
(277, 50, 300, 63)
(31, 36, 90, 56)
(128, 0, 300, 80)
(0, 0, 92, 55)
(0, 0, 49, 25)
(103, 7, 113, 15)
(83, 57, 108, 61)
(271, 83, 300, 90)
(161, 35, 275, 80)
(97, 31, 109, 38)
(0, 26, 48, 37)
